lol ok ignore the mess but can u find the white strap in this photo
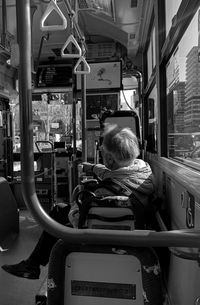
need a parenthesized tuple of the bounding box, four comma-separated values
(74, 56, 90, 74)
(61, 35, 82, 58)
(40, 0, 67, 31)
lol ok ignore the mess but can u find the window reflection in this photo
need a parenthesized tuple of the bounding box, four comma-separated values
(165, 0, 182, 37)
(0, 0, 2, 44)
(6, 0, 16, 37)
(146, 85, 158, 153)
(147, 26, 156, 81)
(166, 8, 200, 166)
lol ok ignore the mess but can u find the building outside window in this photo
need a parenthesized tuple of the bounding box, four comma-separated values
(166, 7, 200, 168)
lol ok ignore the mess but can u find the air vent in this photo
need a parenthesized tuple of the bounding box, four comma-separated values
(131, 0, 138, 8)
(87, 43, 116, 59)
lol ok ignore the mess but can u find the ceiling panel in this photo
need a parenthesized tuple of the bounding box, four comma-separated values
(31, 0, 147, 64)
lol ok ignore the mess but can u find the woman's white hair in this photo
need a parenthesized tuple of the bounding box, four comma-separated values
(102, 123, 140, 167)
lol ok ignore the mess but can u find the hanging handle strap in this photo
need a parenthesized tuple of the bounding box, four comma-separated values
(40, 0, 67, 31)
(74, 56, 91, 74)
(61, 34, 82, 58)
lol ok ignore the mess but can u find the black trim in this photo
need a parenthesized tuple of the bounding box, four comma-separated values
(161, 0, 200, 63)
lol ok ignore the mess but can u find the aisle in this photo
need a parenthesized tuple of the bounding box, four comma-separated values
(0, 209, 48, 305)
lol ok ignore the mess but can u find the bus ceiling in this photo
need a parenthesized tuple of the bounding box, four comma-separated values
(29, 0, 149, 70)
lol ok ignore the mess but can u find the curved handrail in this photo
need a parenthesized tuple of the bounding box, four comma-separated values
(17, 0, 200, 250)
(40, 0, 67, 31)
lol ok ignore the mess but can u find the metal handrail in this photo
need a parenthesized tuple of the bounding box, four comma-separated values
(16, 0, 200, 249)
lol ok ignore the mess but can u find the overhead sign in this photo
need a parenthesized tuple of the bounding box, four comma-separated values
(36, 64, 72, 88)
(76, 61, 122, 90)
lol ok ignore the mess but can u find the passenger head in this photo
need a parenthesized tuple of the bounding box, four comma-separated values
(101, 123, 140, 169)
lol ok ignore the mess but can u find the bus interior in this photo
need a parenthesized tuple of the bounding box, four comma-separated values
(0, 0, 200, 305)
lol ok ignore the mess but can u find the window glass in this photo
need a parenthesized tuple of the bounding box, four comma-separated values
(0, 0, 2, 44)
(147, 39, 152, 80)
(147, 26, 156, 81)
(152, 27, 156, 68)
(121, 77, 139, 112)
(0, 0, 16, 49)
(86, 93, 118, 120)
(165, 0, 182, 37)
(146, 85, 158, 153)
(166, 7, 200, 169)
(6, 0, 16, 36)
(12, 94, 75, 153)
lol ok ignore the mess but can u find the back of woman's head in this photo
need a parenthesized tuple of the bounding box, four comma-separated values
(102, 123, 140, 167)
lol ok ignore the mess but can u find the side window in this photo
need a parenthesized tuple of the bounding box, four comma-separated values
(146, 85, 158, 153)
(166, 7, 200, 169)
(147, 26, 156, 81)
(6, 0, 16, 37)
(0, 0, 3, 45)
(0, 0, 15, 50)
(165, 0, 182, 37)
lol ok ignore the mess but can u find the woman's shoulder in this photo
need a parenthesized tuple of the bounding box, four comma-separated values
(130, 158, 150, 169)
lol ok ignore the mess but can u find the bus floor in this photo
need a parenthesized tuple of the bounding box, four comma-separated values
(0, 209, 48, 305)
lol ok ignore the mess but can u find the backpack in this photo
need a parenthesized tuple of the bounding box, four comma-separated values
(76, 178, 153, 229)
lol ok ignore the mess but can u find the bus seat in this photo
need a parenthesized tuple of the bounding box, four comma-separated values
(47, 240, 164, 305)
(34, 193, 157, 305)
(0, 177, 19, 249)
(100, 110, 141, 141)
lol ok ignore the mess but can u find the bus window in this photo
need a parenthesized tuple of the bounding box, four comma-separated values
(146, 86, 158, 153)
(12, 93, 75, 152)
(168, 133, 194, 157)
(166, 6, 200, 169)
(0, 1, 2, 41)
(165, 0, 182, 37)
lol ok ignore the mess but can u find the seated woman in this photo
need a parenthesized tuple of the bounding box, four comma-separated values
(2, 123, 155, 279)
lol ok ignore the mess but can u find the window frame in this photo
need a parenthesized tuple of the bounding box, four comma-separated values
(143, 0, 200, 161)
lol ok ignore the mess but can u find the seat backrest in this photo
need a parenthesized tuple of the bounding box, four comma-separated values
(48, 240, 164, 305)
(100, 110, 141, 141)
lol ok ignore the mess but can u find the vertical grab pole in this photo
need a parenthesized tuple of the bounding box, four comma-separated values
(81, 42, 87, 162)
(16, 0, 35, 197)
(81, 71, 87, 162)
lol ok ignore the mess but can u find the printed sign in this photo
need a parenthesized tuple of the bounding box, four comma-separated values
(71, 280, 136, 299)
(76, 61, 122, 90)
